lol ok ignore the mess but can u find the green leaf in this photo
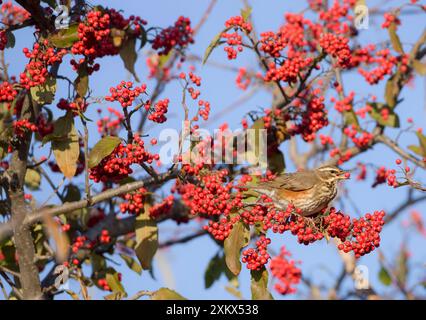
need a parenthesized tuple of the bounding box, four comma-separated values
(268, 149, 285, 174)
(378, 266, 392, 286)
(49, 24, 79, 48)
(74, 66, 89, 98)
(251, 267, 273, 300)
(5, 30, 15, 49)
(408, 145, 424, 157)
(388, 22, 404, 54)
(241, 6, 252, 21)
(30, 76, 56, 105)
(412, 60, 426, 76)
(224, 221, 250, 276)
(24, 168, 41, 190)
(385, 75, 398, 108)
(51, 112, 80, 179)
(368, 103, 400, 127)
(135, 208, 158, 270)
(204, 253, 223, 289)
(150, 288, 186, 300)
(119, 37, 140, 82)
(202, 28, 229, 65)
(88, 136, 121, 169)
(344, 110, 360, 128)
(63, 184, 81, 202)
(120, 254, 142, 275)
(106, 269, 126, 294)
(415, 131, 426, 156)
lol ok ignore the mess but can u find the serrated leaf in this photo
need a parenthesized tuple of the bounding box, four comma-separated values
(241, 6, 252, 21)
(224, 221, 250, 276)
(388, 22, 403, 54)
(150, 288, 186, 300)
(204, 253, 223, 289)
(51, 112, 80, 179)
(88, 136, 121, 168)
(30, 76, 56, 105)
(24, 168, 41, 190)
(119, 37, 140, 82)
(268, 149, 285, 174)
(120, 254, 142, 275)
(135, 208, 158, 270)
(251, 267, 273, 300)
(203, 28, 230, 64)
(368, 103, 400, 127)
(49, 24, 79, 48)
(74, 66, 89, 98)
(378, 266, 392, 286)
(106, 269, 126, 294)
(412, 60, 426, 76)
(407, 145, 424, 157)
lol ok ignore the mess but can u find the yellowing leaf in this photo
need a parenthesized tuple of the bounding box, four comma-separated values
(30, 76, 56, 105)
(43, 214, 70, 263)
(224, 221, 250, 276)
(412, 60, 426, 76)
(150, 288, 186, 300)
(344, 110, 360, 128)
(25, 168, 41, 190)
(135, 208, 158, 270)
(106, 269, 126, 294)
(378, 266, 392, 286)
(119, 254, 142, 275)
(368, 103, 400, 128)
(388, 22, 403, 54)
(119, 37, 140, 82)
(51, 112, 80, 179)
(385, 75, 398, 108)
(88, 136, 121, 168)
(241, 6, 252, 21)
(74, 66, 89, 98)
(251, 267, 273, 300)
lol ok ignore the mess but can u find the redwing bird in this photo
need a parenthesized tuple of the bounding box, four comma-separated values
(246, 165, 350, 216)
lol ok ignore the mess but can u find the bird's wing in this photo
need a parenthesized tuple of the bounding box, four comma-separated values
(249, 171, 317, 192)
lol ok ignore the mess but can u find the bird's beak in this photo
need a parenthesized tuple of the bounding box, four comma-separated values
(338, 170, 350, 179)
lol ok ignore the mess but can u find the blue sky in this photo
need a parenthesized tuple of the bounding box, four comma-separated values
(4, 0, 426, 299)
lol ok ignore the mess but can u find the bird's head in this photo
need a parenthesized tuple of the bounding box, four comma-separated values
(316, 165, 350, 182)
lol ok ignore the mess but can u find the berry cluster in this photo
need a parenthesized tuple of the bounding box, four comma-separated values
(151, 16, 194, 56)
(337, 210, 385, 258)
(203, 215, 240, 241)
(120, 187, 147, 215)
(146, 98, 169, 123)
(319, 33, 352, 68)
(264, 56, 313, 84)
(0, 1, 30, 25)
(99, 230, 111, 244)
(221, 16, 252, 60)
(13, 119, 37, 137)
(289, 92, 328, 142)
(381, 12, 400, 29)
(89, 134, 157, 183)
(358, 48, 398, 84)
(105, 81, 147, 108)
(0, 30, 7, 51)
(57, 98, 88, 115)
(343, 125, 374, 149)
(322, 208, 352, 242)
(270, 246, 301, 295)
(20, 41, 67, 89)
(288, 215, 324, 245)
(96, 107, 124, 136)
(149, 195, 174, 218)
(35, 113, 54, 138)
(0, 81, 17, 107)
(235, 67, 251, 90)
(242, 236, 271, 271)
